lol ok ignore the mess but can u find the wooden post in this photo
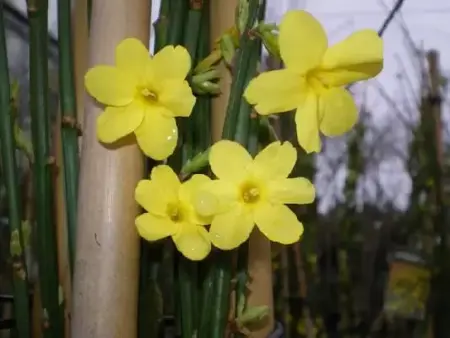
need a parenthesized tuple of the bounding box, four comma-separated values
(53, 112, 71, 338)
(245, 56, 275, 337)
(210, 0, 237, 141)
(70, 0, 149, 337)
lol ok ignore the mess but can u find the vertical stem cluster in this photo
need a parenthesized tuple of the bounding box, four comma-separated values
(57, 0, 79, 276)
(209, 1, 266, 337)
(178, 2, 211, 337)
(27, 0, 64, 336)
(0, 3, 31, 338)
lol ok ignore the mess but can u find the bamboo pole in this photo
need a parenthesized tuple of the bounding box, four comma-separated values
(70, 0, 150, 337)
(209, 0, 237, 141)
(53, 113, 71, 338)
(247, 230, 274, 337)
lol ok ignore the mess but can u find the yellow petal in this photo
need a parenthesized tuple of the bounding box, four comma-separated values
(115, 38, 149, 79)
(173, 224, 211, 261)
(136, 213, 178, 241)
(194, 180, 238, 217)
(135, 177, 177, 217)
(317, 29, 383, 86)
(244, 70, 306, 115)
(153, 45, 191, 80)
(209, 140, 252, 181)
(295, 93, 321, 153)
(254, 203, 303, 244)
(319, 87, 358, 137)
(158, 80, 196, 117)
(150, 165, 181, 195)
(85, 66, 137, 106)
(179, 174, 212, 225)
(279, 10, 327, 74)
(209, 206, 254, 250)
(251, 141, 297, 179)
(267, 178, 315, 205)
(96, 100, 144, 144)
(135, 107, 178, 160)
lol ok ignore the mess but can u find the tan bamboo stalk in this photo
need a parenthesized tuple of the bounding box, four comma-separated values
(72, 0, 88, 148)
(52, 112, 71, 338)
(245, 56, 276, 337)
(70, 0, 150, 337)
(210, 0, 237, 141)
(247, 230, 274, 337)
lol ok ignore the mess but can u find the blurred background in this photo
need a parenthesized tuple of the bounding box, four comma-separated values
(2, 0, 450, 337)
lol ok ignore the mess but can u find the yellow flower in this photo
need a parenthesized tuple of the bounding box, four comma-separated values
(244, 10, 383, 153)
(195, 140, 315, 250)
(135, 165, 211, 261)
(85, 38, 196, 160)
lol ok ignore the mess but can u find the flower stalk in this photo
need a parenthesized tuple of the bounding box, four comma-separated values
(178, 2, 210, 337)
(27, 0, 64, 336)
(58, 0, 79, 277)
(0, 4, 31, 338)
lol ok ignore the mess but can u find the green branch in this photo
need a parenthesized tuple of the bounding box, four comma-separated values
(27, 0, 64, 336)
(0, 4, 31, 338)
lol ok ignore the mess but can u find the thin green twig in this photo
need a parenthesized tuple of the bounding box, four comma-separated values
(58, 0, 79, 277)
(0, 3, 31, 338)
(27, 0, 64, 336)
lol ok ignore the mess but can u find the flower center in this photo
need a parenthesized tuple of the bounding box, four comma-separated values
(240, 182, 261, 204)
(140, 87, 158, 102)
(166, 203, 184, 223)
(306, 70, 328, 94)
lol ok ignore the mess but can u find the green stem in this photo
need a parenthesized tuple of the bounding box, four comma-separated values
(167, 0, 188, 46)
(138, 2, 172, 337)
(58, 0, 79, 277)
(0, 4, 31, 338)
(210, 1, 266, 337)
(177, 3, 207, 337)
(27, 0, 64, 336)
(177, 257, 197, 338)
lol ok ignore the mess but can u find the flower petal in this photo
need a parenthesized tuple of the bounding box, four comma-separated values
(254, 203, 304, 244)
(115, 38, 149, 79)
(319, 87, 358, 137)
(279, 10, 328, 74)
(194, 180, 238, 217)
(251, 141, 297, 179)
(135, 180, 166, 215)
(158, 80, 196, 117)
(135, 107, 178, 160)
(295, 93, 321, 153)
(96, 101, 144, 143)
(173, 224, 211, 261)
(209, 206, 254, 250)
(267, 178, 315, 205)
(317, 30, 383, 86)
(179, 174, 212, 225)
(244, 69, 306, 115)
(150, 165, 181, 195)
(153, 45, 191, 80)
(135, 166, 180, 216)
(209, 140, 252, 181)
(136, 213, 178, 241)
(85, 66, 137, 106)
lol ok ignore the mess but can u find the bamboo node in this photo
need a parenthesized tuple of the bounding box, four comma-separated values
(190, 0, 203, 10)
(62, 116, 83, 136)
(46, 156, 56, 166)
